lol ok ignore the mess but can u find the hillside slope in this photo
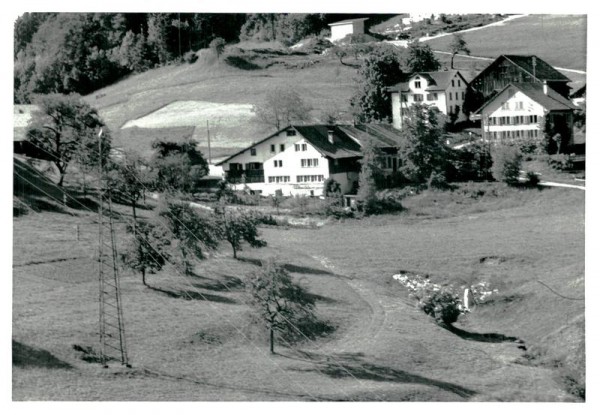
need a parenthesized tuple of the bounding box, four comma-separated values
(424, 14, 587, 71)
(84, 50, 359, 160)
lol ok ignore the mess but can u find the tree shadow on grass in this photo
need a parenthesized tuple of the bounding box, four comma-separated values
(147, 285, 237, 304)
(285, 350, 476, 400)
(190, 275, 244, 292)
(13, 340, 72, 370)
(441, 324, 520, 344)
(238, 257, 336, 276)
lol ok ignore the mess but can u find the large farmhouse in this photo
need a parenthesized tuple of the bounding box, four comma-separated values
(216, 124, 403, 196)
(470, 55, 571, 101)
(474, 82, 576, 153)
(389, 70, 469, 129)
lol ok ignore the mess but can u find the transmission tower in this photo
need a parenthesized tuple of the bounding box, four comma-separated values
(97, 129, 131, 368)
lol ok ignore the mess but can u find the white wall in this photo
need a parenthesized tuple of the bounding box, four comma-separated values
(221, 129, 302, 170)
(225, 133, 333, 196)
(444, 73, 467, 122)
(481, 90, 546, 142)
(391, 73, 466, 130)
(330, 20, 365, 42)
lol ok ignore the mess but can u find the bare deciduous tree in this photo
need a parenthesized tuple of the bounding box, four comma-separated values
(252, 87, 312, 130)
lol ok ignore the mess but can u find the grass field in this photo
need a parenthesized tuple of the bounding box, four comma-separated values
(13, 159, 585, 401)
(424, 14, 587, 71)
(85, 49, 358, 158)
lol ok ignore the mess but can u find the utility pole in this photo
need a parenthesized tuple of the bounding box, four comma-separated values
(206, 120, 212, 164)
(178, 13, 182, 62)
(97, 128, 131, 368)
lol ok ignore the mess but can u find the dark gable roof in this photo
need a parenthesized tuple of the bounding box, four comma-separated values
(472, 55, 571, 85)
(338, 124, 403, 148)
(475, 82, 577, 114)
(503, 55, 570, 82)
(293, 125, 362, 159)
(217, 124, 404, 165)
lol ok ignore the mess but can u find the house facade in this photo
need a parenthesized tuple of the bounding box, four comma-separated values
(328, 18, 368, 42)
(389, 70, 469, 130)
(470, 55, 571, 101)
(217, 124, 403, 196)
(475, 82, 576, 152)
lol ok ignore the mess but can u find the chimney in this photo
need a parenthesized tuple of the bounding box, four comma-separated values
(543, 80, 548, 95)
(327, 129, 335, 144)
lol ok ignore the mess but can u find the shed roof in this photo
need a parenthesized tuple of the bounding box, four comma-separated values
(328, 18, 369, 26)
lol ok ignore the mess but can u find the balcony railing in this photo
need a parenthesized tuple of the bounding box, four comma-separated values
(226, 170, 265, 184)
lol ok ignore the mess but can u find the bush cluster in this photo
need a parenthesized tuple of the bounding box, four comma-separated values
(547, 154, 575, 171)
(393, 273, 464, 325)
(491, 145, 523, 185)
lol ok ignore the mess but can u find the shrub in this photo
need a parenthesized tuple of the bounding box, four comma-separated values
(427, 171, 450, 190)
(393, 273, 464, 325)
(183, 51, 198, 64)
(491, 145, 522, 185)
(325, 204, 354, 219)
(374, 190, 404, 213)
(548, 153, 575, 171)
(524, 171, 540, 187)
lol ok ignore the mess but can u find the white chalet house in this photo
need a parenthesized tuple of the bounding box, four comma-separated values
(389, 70, 469, 129)
(217, 124, 404, 196)
(474, 82, 576, 152)
(328, 18, 368, 42)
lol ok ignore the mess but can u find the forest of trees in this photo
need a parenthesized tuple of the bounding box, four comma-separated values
(14, 13, 389, 104)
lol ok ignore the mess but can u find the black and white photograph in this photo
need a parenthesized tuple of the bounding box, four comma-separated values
(7, 0, 595, 408)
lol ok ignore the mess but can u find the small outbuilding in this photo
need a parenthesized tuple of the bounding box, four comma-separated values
(328, 18, 368, 42)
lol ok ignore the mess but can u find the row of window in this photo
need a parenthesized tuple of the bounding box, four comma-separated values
(251, 140, 307, 156)
(300, 158, 319, 167)
(501, 101, 525, 110)
(448, 91, 465, 101)
(488, 130, 540, 140)
(267, 175, 325, 184)
(413, 79, 462, 89)
(488, 115, 539, 126)
(271, 158, 320, 168)
(268, 176, 290, 183)
(297, 175, 325, 183)
(402, 91, 464, 102)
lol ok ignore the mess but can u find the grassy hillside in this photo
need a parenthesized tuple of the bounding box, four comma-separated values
(424, 14, 587, 71)
(85, 49, 359, 161)
(13, 171, 584, 400)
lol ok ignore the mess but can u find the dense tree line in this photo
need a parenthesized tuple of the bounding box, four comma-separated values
(14, 13, 399, 104)
(14, 13, 246, 103)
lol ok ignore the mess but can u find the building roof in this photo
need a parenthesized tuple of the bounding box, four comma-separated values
(503, 55, 570, 82)
(472, 55, 571, 86)
(293, 125, 362, 159)
(388, 70, 468, 93)
(571, 84, 586, 99)
(475, 82, 577, 114)
(328, 17, 369, 26)
(216, 124, 403, 165)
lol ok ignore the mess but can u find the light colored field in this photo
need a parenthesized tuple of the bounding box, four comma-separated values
(122, 101, 255, 129)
